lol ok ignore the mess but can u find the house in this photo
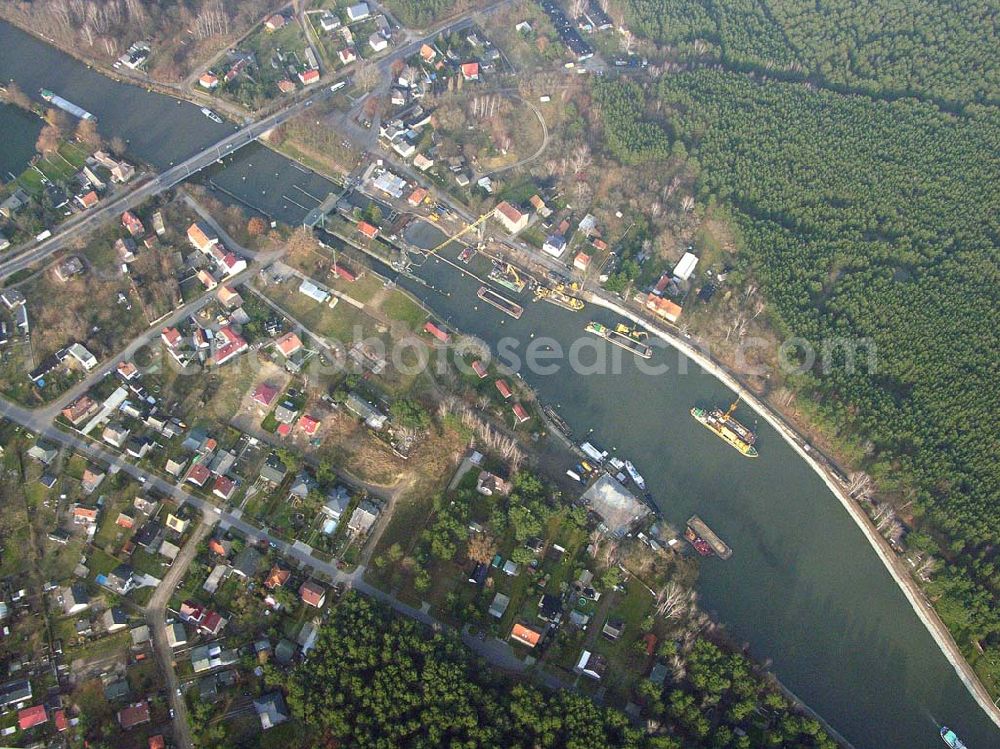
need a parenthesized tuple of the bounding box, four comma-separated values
(274, 402, 298, 424)
(213, 475, 236, 501)
(77, 190, 99, 209)
(254, 692, 290, 730)
(649, 661, 669, 686)
(212, 326, 248, 365)
(203, 563, 229, 594)
(673, 251, 699, 281)
(502, 559, 519, 576)
(62, 584, 90, 615)
(73, 504, 99, 524)
(347, 500, 379, 535)
(581, 474, 649, 536)
(0, 188, 29, 219)
(122, 210, 145, 237)
(165, 513, 190, 534)
(106, 564, 135, 595)
(495, 379, 512, 399)
(602, 617, 625, 640)
(510, 623, 542, 648)
(103, 607, 129, 633)
(346, 2, 370, 21)
(117, 510, 136, 529)
(299, 68, 320, 85)
(489, 592, 510, 618)
(198, 72, 219, 89)
(167, 622, 187, 647)
(68, 342, 98, 370)
(538, 594, 563, 623)
(62, 395, 98, 425)
(111, 161, 135, 183)
(264, 13, 286, 31)
(102, 422, 130, 448)
(299, 278, 331, 303)
(493, 201, 528, 233)
(277, 79, 296, 94)
(165, 457, 187, 477)
(575, 649, 608, 679)
(477, 471, 511, 496)
(265, 566, 291, 590)
(28, 443, 58, 464)
(275, 332, 303, 357)
(471, 360, 488, 379)
(320, 11, 341, 31)
(55, 255, 85, 281)
(322, 486, 351, 521)
(118, 700, 151, 730)
(253, 382, 279, 408)
(413, 153, 434, 171)
(117, 360, 139, 380)
(299, 414, 320, 436)
(407, 186, 428, 206)
(1, 289, 25, 310)
(185, 463, 211, 487)
(260, 454, 288, 485)
(345, 392, 387, 429)
(161, 327, 182, 348)
(529, 194, 552, 217)
(187, 221, 219, 252)
(0, 679, 32, 708)
(299, 580, 327, 608)
(217, 285, 242, 308)
(54, 709, 68, 732)
(81, 468, 105, 495)
(339, 47, 357, 65)
(461, 62, 480, 81)
(645, 293, 682, 323)
(18, 705, 47, 731)
(574, 251, 591, 271)
(232, 546, 263, 578)
(369, 33, 388, 52)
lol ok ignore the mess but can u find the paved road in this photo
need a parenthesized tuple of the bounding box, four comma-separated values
(146, 516, 216, 749)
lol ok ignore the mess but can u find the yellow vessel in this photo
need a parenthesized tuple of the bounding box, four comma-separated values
(534, 284, 584, 310)
(690, 397, 759, 458)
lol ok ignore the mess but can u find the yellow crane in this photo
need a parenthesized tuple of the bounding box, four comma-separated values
(426, 212, 492, 256)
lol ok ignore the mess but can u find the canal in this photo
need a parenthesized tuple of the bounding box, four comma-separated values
(1, 19, 997, 749)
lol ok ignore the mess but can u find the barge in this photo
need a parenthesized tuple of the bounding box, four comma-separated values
(584, 321, 652, 359)
(40, 89, 95, 121)
(489, 261, 527, 294)
(477, 286, 523, 319)
(690, 396, 758, 457)
(534, 284, 584, 311)
(543, 405, 573, 440)
(686, 515, 732, 560)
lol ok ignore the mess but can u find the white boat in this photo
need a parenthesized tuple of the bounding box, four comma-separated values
(580, 441, 608, 464)
(625, 460, 646, 491)
(201, 107, 223, 124)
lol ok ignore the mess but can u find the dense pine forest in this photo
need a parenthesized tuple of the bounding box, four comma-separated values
(617, 0, 999, 106)
(276, 594, 835, 748)
(598, 0, 1000, 688)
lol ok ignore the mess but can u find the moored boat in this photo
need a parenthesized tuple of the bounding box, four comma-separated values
(477, 286, 523, 319)
(201, 107, 223, 123)
(624, 460, 646, 491)
(690, 396, 758, 457)
(584, 321, 652, 359)
(534, 283, 585, 310)
(40, 89, 96, 121)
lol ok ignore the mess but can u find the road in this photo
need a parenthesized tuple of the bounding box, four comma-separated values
(145, 516, 216, 749)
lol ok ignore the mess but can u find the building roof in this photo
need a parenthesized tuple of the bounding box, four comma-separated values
(18, 705, 48, 730)
(357, 220, 378, 239)
(510, 623, 542, 647)
(461, 62, 480, 79)
(645, 293, 682, 323)
(118, 701, 151, 729)
(299, 580, 326, 607)
(495, 379, 512, 399)
(265, 566, 291, 589)
(494, 201, 523, 226)
(489, 592, 510, 618)
(253, 382, 279, 407)
(581, 474, 650, 536)
(275, 332, 303, 357)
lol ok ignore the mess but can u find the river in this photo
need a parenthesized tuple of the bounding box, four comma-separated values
(1, 19, 997, 749)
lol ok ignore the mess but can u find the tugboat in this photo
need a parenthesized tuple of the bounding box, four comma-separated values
(684, 527, 714, 557)
(690, 395, 758, 457)
(940, 726, 968, 749)
(201, 107, 224, 123)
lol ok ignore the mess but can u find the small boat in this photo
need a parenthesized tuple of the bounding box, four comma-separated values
(940, 727, 968, 749)
(201, 107, 223, 123)
(458, 246, 475, 263)
(624, 460, 646, 492)
(684, 528, 713, 557)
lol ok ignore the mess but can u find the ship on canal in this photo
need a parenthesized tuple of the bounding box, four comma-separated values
(534, 283, 584, 311)
(686, 515, 733, 559)
(690, 396, 759, 458)
(584, 321, 652, 359)
(40, 89, 95, 121)
(940, 727, 968, 749)
(477, 286, 523, 319)
(488, 261, 526, 294)
(200, 107, 223, 123)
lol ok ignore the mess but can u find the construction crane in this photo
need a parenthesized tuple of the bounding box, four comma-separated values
(724, 394, 741, 420)
(426, 212, 492, 256)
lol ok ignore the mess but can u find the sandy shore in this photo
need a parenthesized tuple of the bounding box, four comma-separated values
(587, 292, 1000, 732)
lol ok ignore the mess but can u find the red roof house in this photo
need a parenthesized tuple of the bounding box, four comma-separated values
(118, 701, 151, 730)
(512, 403, 530, 423)
(298, 68, 320, 85)
(18, 705, 48, 731)
(461, 62, 480, 80)
(357, 220, 378, 239)
(213, 475, 236, 501)
(54, 709, 68, 732)
(423, 321, 450, 343)
(471, 360, 488, 378)
(299, 580, 327, 607)
(275, 332, 303, 357)
(122, 210, 145, 237)
(299, 414, 320, 436)
(495, 379, 512, 399)
(185, 463, 211, 487)
(253, 382, 279, 408)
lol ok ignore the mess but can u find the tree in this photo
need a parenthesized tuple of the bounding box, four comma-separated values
(247, 216, 267, 236)
(36, 124, 61, 155)
(466, 532, 497, 564)
(109, 135, 127, 157)
(3, 82, 31, 111)
(75, 119, 102, 149)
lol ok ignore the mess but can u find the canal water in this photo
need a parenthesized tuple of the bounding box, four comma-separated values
(0, 103, 39, 181)
(2, 19, 997, 749)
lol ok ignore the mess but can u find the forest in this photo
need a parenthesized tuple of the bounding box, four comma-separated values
(613, 0, 999, 106)
(276, 593, 834, 748)
(383, 0, 477, 28)
(591, 43, 1000, 681)
(0, 0, 274, 80)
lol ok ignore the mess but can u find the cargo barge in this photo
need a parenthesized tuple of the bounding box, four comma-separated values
(686, 515, 732, 560)
(584, 321, 652, 359)
(40, 89, 95, 121)
(534, 284, 584, 311)
(690, 397, 758, 457)
(477, 286, 523, 319)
